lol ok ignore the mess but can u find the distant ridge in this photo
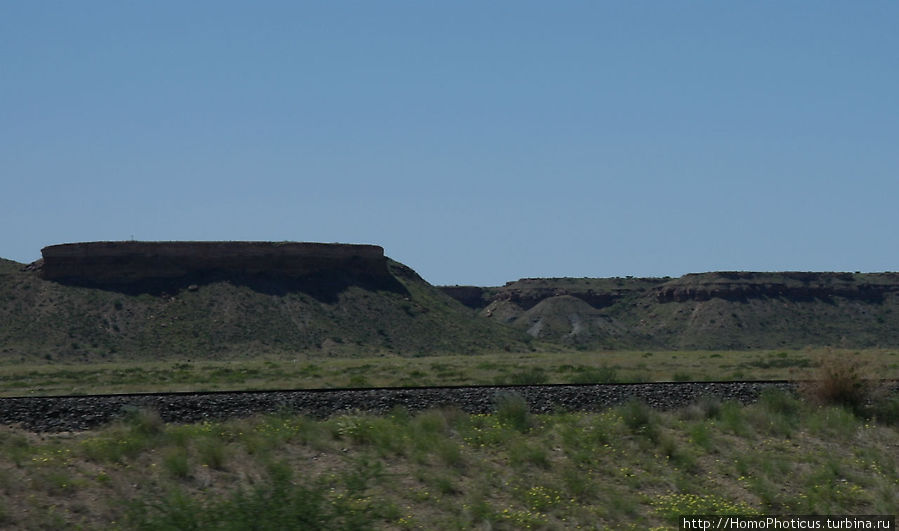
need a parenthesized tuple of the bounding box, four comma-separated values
(4, 241, 899, 358)
(440, 272, 899, 349)
(0, 243, 533, 361)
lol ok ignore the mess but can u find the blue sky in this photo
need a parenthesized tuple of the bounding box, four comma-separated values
(2, 2, 897, 286)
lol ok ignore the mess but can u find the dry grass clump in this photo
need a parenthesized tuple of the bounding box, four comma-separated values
(800, 354, 877, 414)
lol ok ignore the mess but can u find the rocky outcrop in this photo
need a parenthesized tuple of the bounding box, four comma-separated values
(439, 286, 488, 309)
(492, 287, 636, 311)
(441, 272, 899, 349)
(445, 272, 899, 310)
(441, 277, 666, 311)
(653, 272, 899, 303)
(39, 241, 391, 286)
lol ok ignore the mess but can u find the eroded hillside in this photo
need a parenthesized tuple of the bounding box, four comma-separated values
(4, 241, 898, 357)
(441, 272, 899, 349)
(0, 243, 533, 361)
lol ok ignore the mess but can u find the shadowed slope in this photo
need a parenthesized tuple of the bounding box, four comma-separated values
(1, 252, 533, 361)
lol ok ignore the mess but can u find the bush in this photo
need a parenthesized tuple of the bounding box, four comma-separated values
(508, 367, 548, 385)
(569, 365, 619, 384)
(687, 421, 714, 451)
(679, 397, 722, 421)
(806, 405, 860, 439)
(197, 437, 228, 470)
(123, 407, 165, 438)
(161, 447, 191, 479)
(494, 392, 532, 433)
(129, 475, 338, 530)
(718, 401, 752, 437)
(508, 440, 550, 469)
(759, 389, 802, 418)
(801, 355, 874, 414)
(81, 410, 166, 464)
(868, 395, 899, 426)
(751, 390, 802, 437)
(619, 399, 659, 442)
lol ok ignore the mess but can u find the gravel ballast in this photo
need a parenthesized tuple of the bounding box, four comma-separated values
(0, 382, 800, 432)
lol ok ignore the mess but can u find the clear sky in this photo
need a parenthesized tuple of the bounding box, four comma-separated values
(2, 2, 897, 286)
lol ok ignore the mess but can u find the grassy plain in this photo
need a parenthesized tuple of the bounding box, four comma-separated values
(1, 390, 897, 529)
(2, 350, 897, 529)
(1, 348, 898, 397)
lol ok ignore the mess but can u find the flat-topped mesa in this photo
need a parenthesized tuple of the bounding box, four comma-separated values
(653, 271, 899, 303)
(40, 241, 390, 285)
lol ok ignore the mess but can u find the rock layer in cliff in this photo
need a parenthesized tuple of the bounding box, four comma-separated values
(37, 241, 399, 298)
(441, 272, 899, 349)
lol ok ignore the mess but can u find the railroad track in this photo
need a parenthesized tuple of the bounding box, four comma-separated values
(1, 381, 813, 432)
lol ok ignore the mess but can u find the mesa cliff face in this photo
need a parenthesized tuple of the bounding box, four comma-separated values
(3, 243, 533, 359)
(443, 272, 899, 311)
(440, 277, 667, 312)
(441, 272, 899, 349)
(9, 242, 899, 354)
(39, 241, 391, 285)
(652, 272, 899, 303)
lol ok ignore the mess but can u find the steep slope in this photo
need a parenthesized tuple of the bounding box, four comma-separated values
(445, 277, 667, 349)
(0, 253, 532, 361)
(442, 272, 899, 349)
(620, 272, 899, 349)
(7, 241, 899, 357)
(509, 295, 646, 349)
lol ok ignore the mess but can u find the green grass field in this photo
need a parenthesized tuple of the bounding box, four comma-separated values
(2, 349, 897, 529)
(1, 389, 897, 529)
(1, 348, 897, 397)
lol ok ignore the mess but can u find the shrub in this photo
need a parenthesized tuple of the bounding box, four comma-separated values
(801, 355, 874, 414)
(619, 399, 659, 442)
(869, 395, 899, 426)
(620, 399, 650, 430)
(758, 388, 802, 418)
(411, 410, 449, 438)
(687, 421, 714, 451)
(660, 435, 698, 472)
(123, 407, 165, 438)
(494, 392, 532, 432)
(197, 437, 228, 470)
(742, 389, 803, 438)
(508, 440, 550, 469)
(679, 396, 722, 421)
(347, 374, 369, 387)
(569, 365, 618, 384)
(162, 447, 191, 479)
(508, 367, 548, 385)
(435, 439, 464, 469)
(718, 401, 752, 437)
(0, 428, 32, 466)
(129, 474, 339, 530)
(81, 412, 165, 463)
(561, 463, 598, 500)
(806, 405, 860, 439)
